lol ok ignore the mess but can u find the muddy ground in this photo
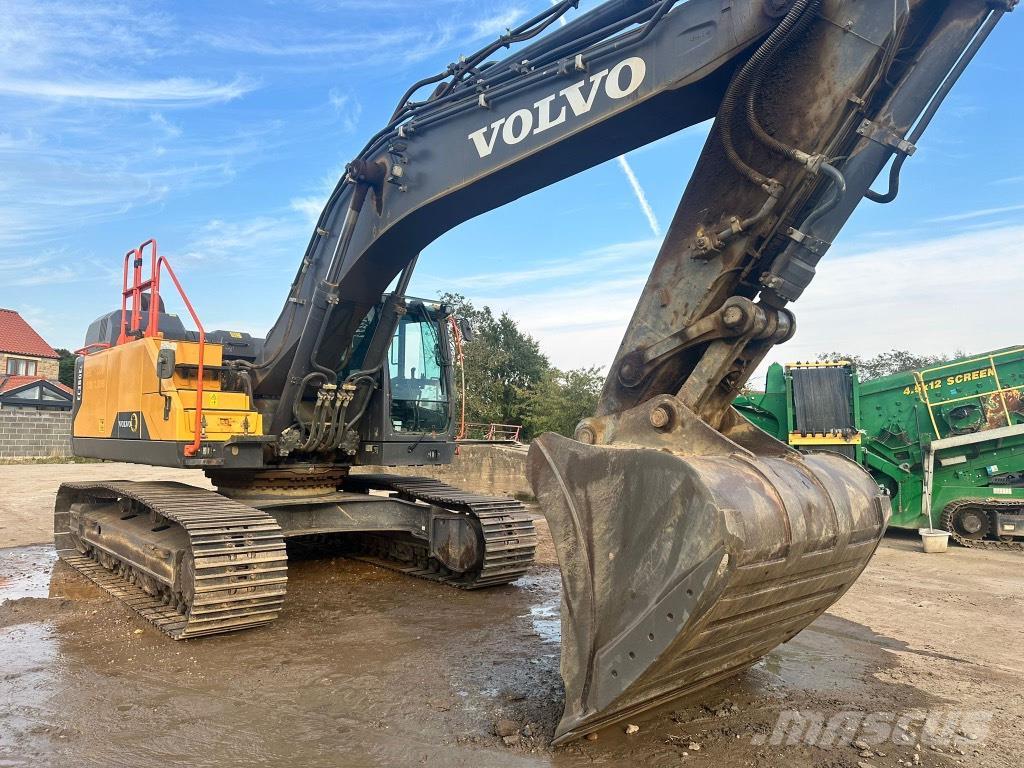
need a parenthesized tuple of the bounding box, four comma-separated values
(1, 463, 1022, 767)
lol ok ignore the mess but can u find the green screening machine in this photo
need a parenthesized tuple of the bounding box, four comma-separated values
(735, 348, 1024, 550)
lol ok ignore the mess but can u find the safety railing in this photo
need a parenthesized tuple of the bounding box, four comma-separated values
(461, 423, 523, 443)
(74, 342, 111, 357)
(118, 238, 207, 457)
(913, 347, 1024, 439)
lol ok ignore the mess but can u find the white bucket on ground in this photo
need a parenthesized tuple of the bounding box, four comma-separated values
(919, 528, 950, 553)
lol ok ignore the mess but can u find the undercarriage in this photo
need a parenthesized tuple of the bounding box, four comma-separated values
(54, 471, 537, 639)
(941, 498, 1024, 552)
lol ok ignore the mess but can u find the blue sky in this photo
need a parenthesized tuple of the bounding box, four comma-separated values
(1, 0, 1022, 383)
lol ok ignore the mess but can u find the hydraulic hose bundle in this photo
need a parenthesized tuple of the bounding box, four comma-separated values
(706, 0, 851, 251)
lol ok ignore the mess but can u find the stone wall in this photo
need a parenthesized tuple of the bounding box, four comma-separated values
(353, 443, 532, 499)
(0, 353, 59, 379)
(36, 358, 60, 380)
(0, 408, 72, 459)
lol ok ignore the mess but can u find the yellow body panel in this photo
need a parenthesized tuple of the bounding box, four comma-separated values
(74, 337, 262, 443)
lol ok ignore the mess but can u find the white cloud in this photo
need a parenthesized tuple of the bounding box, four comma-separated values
(0, 1, 273, 258)
(449, 238, 658, 368)
(178, 216, 307, 265)
(290, 197, 328, 227)
(927, 202, 1024, 223)
(0, 1, 175, 73)
(328, 90, 363, 133)
(0, 76, 256, 104)
(448, 238, 658, 291)
(471, 8, 526, 38)
(199, 5, 527, 68)
(200, 26, 458, 65)
(458, 226, 1024, 379)
(149, 112, 183, 139)
(0, 251, 79, 287)
(0, 119, 273, 250)
(759, 225, 1024, 372)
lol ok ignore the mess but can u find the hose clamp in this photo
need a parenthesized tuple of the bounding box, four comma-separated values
(856, 118, 916, 156)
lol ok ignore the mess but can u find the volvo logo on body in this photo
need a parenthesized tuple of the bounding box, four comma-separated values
(467, 56, 648, 159)
(116, 413, 139, 432)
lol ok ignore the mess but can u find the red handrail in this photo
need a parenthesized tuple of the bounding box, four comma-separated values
(116, 238, 207, 458)
(155, 255, 207, 457)
(461, 423, 523, 442)
(74, 342, 111, 356)
(139, 238, 161, 339)
(118, 247, 139, 344)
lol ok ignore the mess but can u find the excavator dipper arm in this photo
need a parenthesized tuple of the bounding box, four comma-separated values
(244, 0, 1010, 741)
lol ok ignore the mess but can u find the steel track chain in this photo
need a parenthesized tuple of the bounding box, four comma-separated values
(345, 474, 538, 588)
(55, 481, 288, 639)
(940, 497, 1024, 552)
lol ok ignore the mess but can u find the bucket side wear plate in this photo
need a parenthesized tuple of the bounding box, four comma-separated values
(528, 432, 888, 743)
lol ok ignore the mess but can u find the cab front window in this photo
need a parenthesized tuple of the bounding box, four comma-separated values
(388, 311, 449, 433)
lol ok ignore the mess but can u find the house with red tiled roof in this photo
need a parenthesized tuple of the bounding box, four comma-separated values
(0, 308, 72, 411)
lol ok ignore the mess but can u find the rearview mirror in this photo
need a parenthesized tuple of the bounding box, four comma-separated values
(156, 348, 176, 380)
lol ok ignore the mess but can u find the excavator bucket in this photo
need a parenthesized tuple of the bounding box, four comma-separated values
(527, 396, 888, 743)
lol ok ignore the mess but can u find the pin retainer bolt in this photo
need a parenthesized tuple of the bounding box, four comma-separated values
(649, 405, 672, 430)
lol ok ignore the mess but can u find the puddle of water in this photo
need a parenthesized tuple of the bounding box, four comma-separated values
(514, 570, 562, 644)
(528, 602, 561, 644)
(0, 546, 57, 602)
(754, 626, 870, 695)
(0, 622, 60, 763)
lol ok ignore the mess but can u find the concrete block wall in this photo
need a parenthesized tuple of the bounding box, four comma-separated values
(353, 443, 532, 499)
(0, 418, 531, 490)
(0, 409, 72, 459)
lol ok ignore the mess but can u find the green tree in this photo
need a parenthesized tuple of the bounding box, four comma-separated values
(440, 292, 549, 434)
(54, 348, 76, 387)
(815, 349, 965, 381)
(523, 366, 605, 438)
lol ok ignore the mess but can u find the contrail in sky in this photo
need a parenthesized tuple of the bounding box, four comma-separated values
(552, 2, 662, 239)
(616, 155, 661, 237)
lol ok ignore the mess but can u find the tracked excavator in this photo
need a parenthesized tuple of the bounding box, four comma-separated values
(55, 0, 1012, 742)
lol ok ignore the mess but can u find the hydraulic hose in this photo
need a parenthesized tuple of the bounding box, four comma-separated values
(299, 396, 326, 452)
(344, 376, 380, 432)
(864, 153, 907, 204)
(324, 395, 346, 450)
(292, 371, 327, 440)
(800, 161, 847, 228)
(716, 0, 814, 190)
(866, 5, 1006, 203)
(307, 164, 382, 380)
(711, 189, 781, 245)
(744, 0, 822, 163)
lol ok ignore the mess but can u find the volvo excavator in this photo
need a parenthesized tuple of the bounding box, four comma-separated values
(55, 0, 1013, 743)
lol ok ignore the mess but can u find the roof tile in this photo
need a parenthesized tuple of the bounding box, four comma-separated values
(0, 375, 72, 396)
(0, 308, 60, 359)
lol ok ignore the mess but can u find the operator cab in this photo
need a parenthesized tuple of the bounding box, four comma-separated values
(342, 295, 458, 467)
